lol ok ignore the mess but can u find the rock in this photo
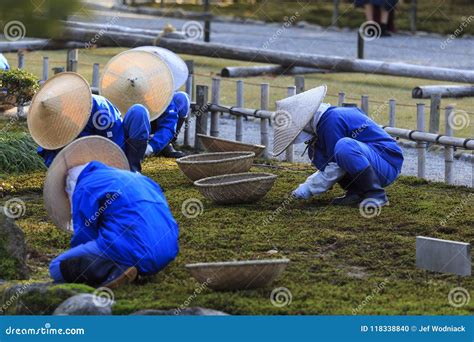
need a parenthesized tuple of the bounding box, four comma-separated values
(54, 294, 113, 315)
(131, 307, 229, 316)
(0, 206, 29, 280)
(1, 282, 94, 315)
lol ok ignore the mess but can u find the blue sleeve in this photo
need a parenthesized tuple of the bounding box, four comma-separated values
(148, 109, 178, 153)
(70, 190, 100, 247)
(173, 92, 190, 118)
(316, 114, 349, 168)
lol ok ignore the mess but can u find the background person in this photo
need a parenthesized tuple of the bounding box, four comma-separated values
(0, 53, 9, 70)
(355, 0, 398, 36)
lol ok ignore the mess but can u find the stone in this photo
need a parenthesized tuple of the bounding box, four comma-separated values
(0, 282, 94, 315)
(53, 294, 113, 315)
(130, 307, 229, 316)
(0, 206, 29, 280)
(416, 236, 471, 276)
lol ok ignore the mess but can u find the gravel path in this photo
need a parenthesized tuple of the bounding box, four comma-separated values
(177, 115, 474, 188)
(75, 6, 474, 69)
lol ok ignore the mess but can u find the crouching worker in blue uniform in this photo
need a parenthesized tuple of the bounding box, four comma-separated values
(44, 137, 179, 288)
(27, 73, 150, 173)
(145, 91, 190, 159)
(273, 86, 403, 207)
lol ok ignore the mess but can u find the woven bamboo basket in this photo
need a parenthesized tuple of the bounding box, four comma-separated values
(186, 258, 290, 290)
(197, 134, 266, 157)
(176, 151, 255, 181)
(193, 172, 277, 204)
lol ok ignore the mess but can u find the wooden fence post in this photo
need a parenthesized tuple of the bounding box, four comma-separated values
(235, 80, 244, 142)
(361, 95, 369, 116)
(17, 51, 24, 69)
(445, 105, 455, 185)
(184, 60, 194, 147)
(260, 83, 270, 159)
(210, 77, 220, 137)
(195, 85, 209, 150)
(204, 0, 211, 42)
(66, 49, 78, 72)
(42, 57, 49, 81)
(338, 92, 345, 106)
(429, 94, 441, 134)
(410, 0, 417, 33)
(416, 103, 426, 179)
(357, 32, 364, 59)
(92, 63, 100, 88)
(285, 86, 296, 162)
(295, 76, 305, 94)
(332, 0, 340, 27)
(389, 99, 396, 127)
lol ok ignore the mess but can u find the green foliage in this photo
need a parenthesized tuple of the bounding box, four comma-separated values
(0, 132, 46, 175)
(0, 0, 85, 39)
(0, 68, 39, 105)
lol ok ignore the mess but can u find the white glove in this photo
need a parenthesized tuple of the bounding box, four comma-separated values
(145, 144, 154, 157)
(292, 183, 313, 200)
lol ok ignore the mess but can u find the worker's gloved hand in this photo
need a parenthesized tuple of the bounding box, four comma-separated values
(145, 144, 154, 157)
(292, 183, 312, 200)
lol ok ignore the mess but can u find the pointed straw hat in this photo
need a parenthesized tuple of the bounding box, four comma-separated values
(27, 72, 92, 150)
(132, 46, 189, 90)
(100, 50, 174, 121)
(43, 136, 130, 233)
(272, 85, 327, 157)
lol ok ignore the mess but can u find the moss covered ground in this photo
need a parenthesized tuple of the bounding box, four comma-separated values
(1, 156, 473, 315)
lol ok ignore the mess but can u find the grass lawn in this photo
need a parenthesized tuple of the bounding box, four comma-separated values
(1, 156, 473, 314)
(147, 0, 474, 35)
(3, 48, 474, 138)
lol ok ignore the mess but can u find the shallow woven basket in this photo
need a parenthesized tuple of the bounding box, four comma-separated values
(197, 134, 266, 157)
(186, 259, 290, 290)
(176, 151, 255, 181)
(194, 172, 277, 204)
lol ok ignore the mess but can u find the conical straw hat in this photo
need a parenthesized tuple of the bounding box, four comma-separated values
(133, 46, 189, 90)
(100, 50, 174, 121)
(43, 136, 130, 233)
(27, 72, 92, 150)
(272, 85, 327, 157)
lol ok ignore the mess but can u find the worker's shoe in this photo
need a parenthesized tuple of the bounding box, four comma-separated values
(380, 24, 392, 37)
(353, 166, 389, 207)
(159, 144, 186, 159)
(125, 138, 148, 172)
(333, 174, 362, 205)
(59, 256, 137, 289)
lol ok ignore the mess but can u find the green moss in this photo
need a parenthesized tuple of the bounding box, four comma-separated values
(4, 157, 472, 315)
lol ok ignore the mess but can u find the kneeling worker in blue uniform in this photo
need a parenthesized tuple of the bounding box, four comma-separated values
(44, 137, 179, 288)
(273, 86, 403, 206)
(28, 73, 150, 173)
(146, 91, 190, 159)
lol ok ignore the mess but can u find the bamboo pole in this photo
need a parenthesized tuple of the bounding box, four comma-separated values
(389, 99, 396, 127)
(338, 92, 345, 106)
(17, 51, 24, 69)
(211, 77, 221, 137)
(285, 86, 296, 162)
(92, 63, 100, 88)
(361, 95, 369, 116)
(295, 76, 305, 94)
(429, 94, 441, 134)
(235, 80, 244, 142)
(445, 105, 455, 185)
(42, 57, 49, 81)
(416, 103, 426, 179)
(260, 83, 270, 159)
(184, 60, 194, 147)
(195, 85, 209, 150)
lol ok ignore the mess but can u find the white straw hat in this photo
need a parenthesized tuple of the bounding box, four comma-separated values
(100, 50, 174, 121)
(27, 72, 92, 150)
(272, 85, 327, 157)
(43, 136, 130, 232)
(132, 46, 189, 90)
